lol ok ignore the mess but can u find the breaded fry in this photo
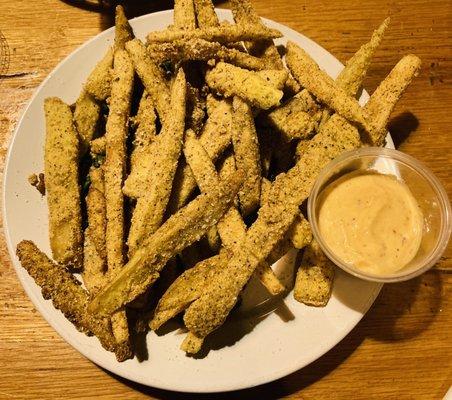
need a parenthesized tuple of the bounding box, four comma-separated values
(127, 69, 187, 254)
(289, 215, 312, 250)
(257, 69, 288, 90)
(267, 89, 320, 141)
(147, 38, 270, 71)
(337, 18, 390, 97)
(125, 39, 170, 122)
(319, 18, 390, 128)
(85, 47, 113, 101)
(16, 240, 116, 352)
(114, 5, 134, 50)
(123, 92, 157, 198)
(104, 49, 134, 274)
(181, 332, 204, 354)
(294, 240, 334, 306)
(150, 254, 224, 330)
(365, 54, 421, 146)
(83, 167, 107, 292)
(231, 97, 261, 215)
(74, 90, 100, 155)
(174, 0, 196, 30)
(167, 99, 233, 213)
(193, 0, 219, 28)
(184, 130, 283, 294)
(147, 24, 282, 44)
(44, 97, 83, 267)
(261, 178, 312, 250)
(89, 169, 245, 315)
(206, 62, 283, 109)
(286, 42, 369, 129)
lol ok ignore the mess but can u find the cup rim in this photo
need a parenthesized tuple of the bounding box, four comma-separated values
(307, 147, 451, 283)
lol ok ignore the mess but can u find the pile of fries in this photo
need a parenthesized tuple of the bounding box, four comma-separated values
(16, 0, 421, 361)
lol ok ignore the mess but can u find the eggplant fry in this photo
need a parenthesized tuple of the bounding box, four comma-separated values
(44, 97, 83, 268)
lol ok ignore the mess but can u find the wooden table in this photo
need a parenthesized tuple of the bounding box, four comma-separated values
(0, 0, 450, 398)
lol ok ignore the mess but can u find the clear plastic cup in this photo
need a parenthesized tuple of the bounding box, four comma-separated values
(308, 147, 451, 282)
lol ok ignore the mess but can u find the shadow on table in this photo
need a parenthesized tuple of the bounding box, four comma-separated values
(60, 0, 227, 31)
(388, 111, 419, 148)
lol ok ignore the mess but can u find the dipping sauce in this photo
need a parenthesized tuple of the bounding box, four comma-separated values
(318, 172, 424, 275)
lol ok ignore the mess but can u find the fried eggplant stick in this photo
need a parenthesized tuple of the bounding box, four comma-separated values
(16, 240, 117, 352)
(319, 18, 390, 127)
(206, 62, 283, 109)
(174, 0, 197, 29)
(127, 69, 187, 254)
(103, 48, 134, 360)
(184, 130, 283, 292)
(167, 99, 233, 213)
(193, 0, 219, 28)
(294, 240, 335, 306)
(182, 55, 421, 348)
(44, 97, 83, 267)
(266, 90, 321, 141)
(73, 91, 101, 155)
(123, 92, 157, 198)
(147, 24, 282, 44)
(84, 47, 113, 101)
(261, 178, 312, 250)
(147, 38, 270, 71)
(89, 169, 245, 315)
(114, 5, 134, 50)
(286, 41, 370, 130)
(231, 97, 261, 216)
(104, 49, 134, 274)
(82, 167, 107, 294)
(125, 39, 170, 123)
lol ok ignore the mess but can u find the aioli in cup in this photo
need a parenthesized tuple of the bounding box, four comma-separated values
(317, 171, 424, 276)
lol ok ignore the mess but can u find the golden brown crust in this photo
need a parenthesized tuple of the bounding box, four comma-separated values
(104, 49, 134, 275)
(174, 0, 197, 30)
(16, 240, 117, 352)
(193, 0, 219, 28)
(147, 24, 282, 44)
(206, 62, 283, 110)
(44, 97, 83, 268)
(294, 240, 334, 307)
(123, 92, 157, 199)
(73, 91, 101, 155)
(114, 5, 134, 50)
(231, 97, 261, 216)
(84, 48, 113, 101)
(147, 38, 270, 71)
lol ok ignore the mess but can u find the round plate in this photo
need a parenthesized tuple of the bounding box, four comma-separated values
(3, 9, 385, 393)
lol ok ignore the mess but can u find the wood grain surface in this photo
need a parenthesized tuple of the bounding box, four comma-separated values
(0, 0, 450, 399)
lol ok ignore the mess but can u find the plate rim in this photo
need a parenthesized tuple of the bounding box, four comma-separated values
(2, 9, 384, 393)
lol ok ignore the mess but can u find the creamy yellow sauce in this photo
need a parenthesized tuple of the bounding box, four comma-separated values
(318, 172, 424, 275)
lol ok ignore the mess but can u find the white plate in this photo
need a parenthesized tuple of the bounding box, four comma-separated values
(3, 9, 385, 393)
